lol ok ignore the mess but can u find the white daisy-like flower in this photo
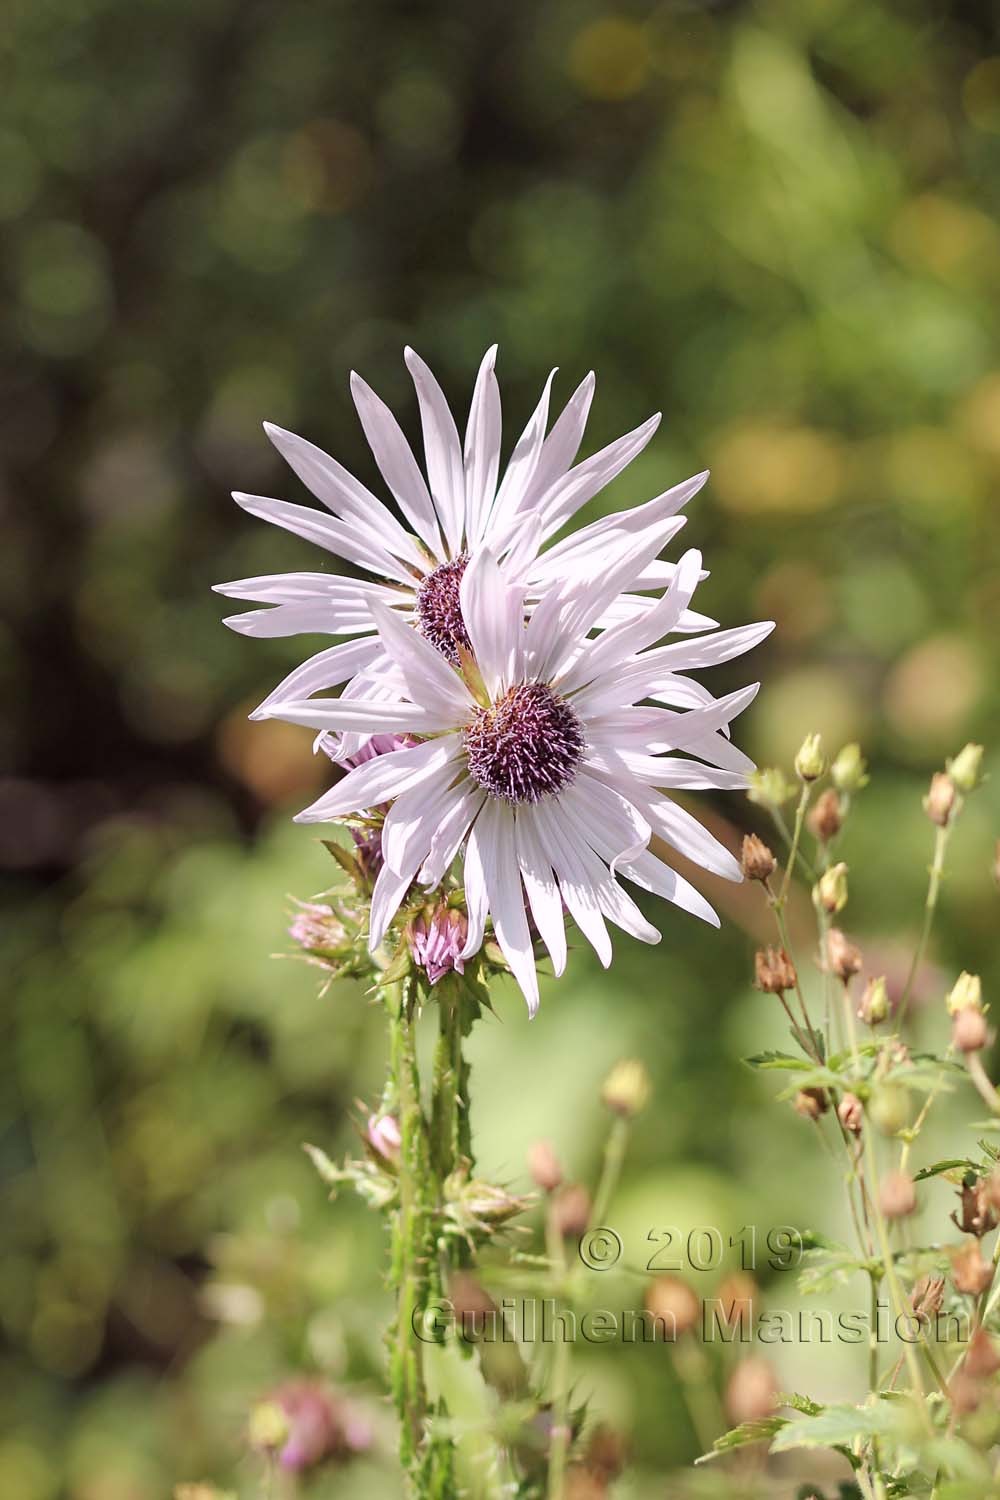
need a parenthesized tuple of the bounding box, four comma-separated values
(214, 348, 715, 757)
(256, 545, 773, 1014)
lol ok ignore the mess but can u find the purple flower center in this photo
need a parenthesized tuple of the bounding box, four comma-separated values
(415, 554, 472, 666)
(464, 683, 585, 805)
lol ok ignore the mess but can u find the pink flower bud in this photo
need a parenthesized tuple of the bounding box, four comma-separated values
(366, 1113, 402, 1163)
(407, 908, 468, 985)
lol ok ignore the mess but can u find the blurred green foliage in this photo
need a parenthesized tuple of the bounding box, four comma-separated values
(2, 0, 999, 1494)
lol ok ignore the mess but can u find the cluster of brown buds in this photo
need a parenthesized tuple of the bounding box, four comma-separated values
(952, 1171, 1000, 1237)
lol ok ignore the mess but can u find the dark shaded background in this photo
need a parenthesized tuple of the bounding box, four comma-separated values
(3, 1, 1000, 1494)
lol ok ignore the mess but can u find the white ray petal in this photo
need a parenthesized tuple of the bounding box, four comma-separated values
(480, 802, 539, 1014)
(213, 573, 406, 606)
(263, 698, 448, 735)
(293, 734, 462, 823)
(459, 548, 522, 698)
(232, 492, 413, 583)
(514, 808, 568, 978)
(222, 601, 380, 638)
(531, 797, 612, 968)
(368, 863, 415, 950)
(381, 764, 469, 878)
(560, 549, 702, 693)
(418, 782, 485, 889)
(464, 345, 502, 548)
(249, 638, 383, 720)
(616, 847, 720, 927)
(369, 598, 474, 720)
(486, 370, 557, 539)
(263, 422, 429, 574)
(519, 371, 595, 516)
(538, 412, 661, 532)
(405, 348, 466, 558)
(350, 372, 444, 556)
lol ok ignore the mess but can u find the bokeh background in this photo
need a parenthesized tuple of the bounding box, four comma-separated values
(3, 0, 1000, 1494)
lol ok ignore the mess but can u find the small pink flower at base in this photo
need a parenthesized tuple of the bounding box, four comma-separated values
(262, 1382, 373, 1473)
(366, 1113, 402, 1164)
(289, 902, 347, 954)
(407, 908, 468, 985)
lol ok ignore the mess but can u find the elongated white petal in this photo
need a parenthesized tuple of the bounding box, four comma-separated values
(617, 848, 720, 927)
(464, 346, 502, 548)
(369, 598, 474, 720)
(519, 371, 595, 516)
(250, 638, 383, 720)
(264, 698, 447, 735)
(368, 864, 415, 951)
(529, 472, 706, 582)
(538, 412, 661, 532)
(585, 749, 749, 792)
(350, 372, 444, 556)
(405, 348, 466, 557)
(263, 422, 430, 574)
(561, 549, 702, 693)
(223, 601, 379, 638)
(214, 573, 405, 606)
(514, 809, 567, 978)
(560, 775, 652, 870)
(591, 597, 717, 633)
(531, 797, 612, 968)
(381, 764, 468, 878)
(461, 801, 494, 960)
(418, 782, 485, 888)
(486, 370, 557, 540)
(294, 734, 462, 822)
(480, 802, 540, 1014)
(232, 492, 413, 583)
(459, 548, 521, 698)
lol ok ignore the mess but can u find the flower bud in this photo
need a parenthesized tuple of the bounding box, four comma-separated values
(952, 1178, 997, 1238)
(644, 1275, 700, 1339)
(911, 1274, 945, 1322)
(527, 1140, 563, 1193)
(949, 1371, 983, 1416)
(831, 743, 869, 792)
(816, 863, 849, 915)
(924, 771, 956, 827)
(966, 1328, 1000, 1379)
(289, 902, 349, 958)
(858, 975, 890, 1026)
(407, 906, 468, 985)
(550, 1183, 592, 1239)
(249, 1401, 291, 1453)
(740, 833, 776, 882)
(754, 946, 797, 995)
(794, 1088, 828, 1121)
(601, 1059, 651, 1117)
(446, 1170, 529, 1233)
(838, 1092, 863, 1133)
(366, 1113, 401, 1164)
(947, 743, 984, 794)
(725, 1357, 779, 1424)
(807, 788, 842, 842)
(867, 1083, 911, 1137)
(952, 1008, 989, 1054)
(746, 767, 795, 811)
(826, 927, 862, 981)
(951, 1239, 994, 1296)
(947, 971, 983, 1015)
(879, 1170, 916, 1219)
(794, 733, 825, 783)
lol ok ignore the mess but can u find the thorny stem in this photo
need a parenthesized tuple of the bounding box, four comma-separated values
(896, 821, 952, 1027)
(544, 1210, 572, 1500)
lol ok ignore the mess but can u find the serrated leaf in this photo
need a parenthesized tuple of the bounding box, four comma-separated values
(320, 838, 362, 880)
(798, 1245, 875, 1295)
(695, 1416, 788, 1462)
(770, 1402, 899, 1454)
(913, 1159, 973, 1182)
(777, 1392, 825, 1416)
(744, 1051, 810, 1071)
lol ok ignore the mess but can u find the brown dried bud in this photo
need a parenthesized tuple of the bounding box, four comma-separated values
(808, 788, 843, 843)
(838, 1092, 863, 1134)
(740, 833, 776, 882)
(952, 1179, 997, 1238)
(952, 1008, 989, 1054)
(717, 1272, 757, 1329)
(794, 1088, 829, 1121)
(550, 1183, 592, 1239)
(965, 1328, 1000, 1379)
(448, 1273, 499, 1341)
(980, 1169, 1000, 1214)
(949, 1372, 983, 1416)
(826, 927, 862, 981)
(644, 1275, 700, 1339)
(725, 1357, 780, 1424)
(911, 1274, 945, 1322)
(583, 1425, 627, 1483)
(951, 1239, 994, 1296)
(754, 946, 797, 995)
(527, 1140, 563, 1193)
(879, 1170, 917, 1219)
(924, 771, 956, 827)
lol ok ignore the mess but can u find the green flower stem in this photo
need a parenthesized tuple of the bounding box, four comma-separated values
(896, 820, 952, 1028)
(590, 1115, 630, 1231)
(778, 782, 811, 907)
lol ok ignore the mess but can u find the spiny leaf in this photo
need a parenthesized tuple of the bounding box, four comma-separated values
(695, 1416, 788, 1462)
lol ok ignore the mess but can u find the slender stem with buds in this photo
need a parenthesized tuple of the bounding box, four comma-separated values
(778, 783, 811, 907)
(897, 821, 952, 1027)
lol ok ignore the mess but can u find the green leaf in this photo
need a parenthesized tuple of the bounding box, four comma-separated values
(777, 1392, 825, 1416)
(695, 1416, 788, 1462)
(913, 1159, 973, 1182)
(770, 1402, 899, 1454)
(743, 1051, 810, 1071)
(798, 1245, 876, 1295)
